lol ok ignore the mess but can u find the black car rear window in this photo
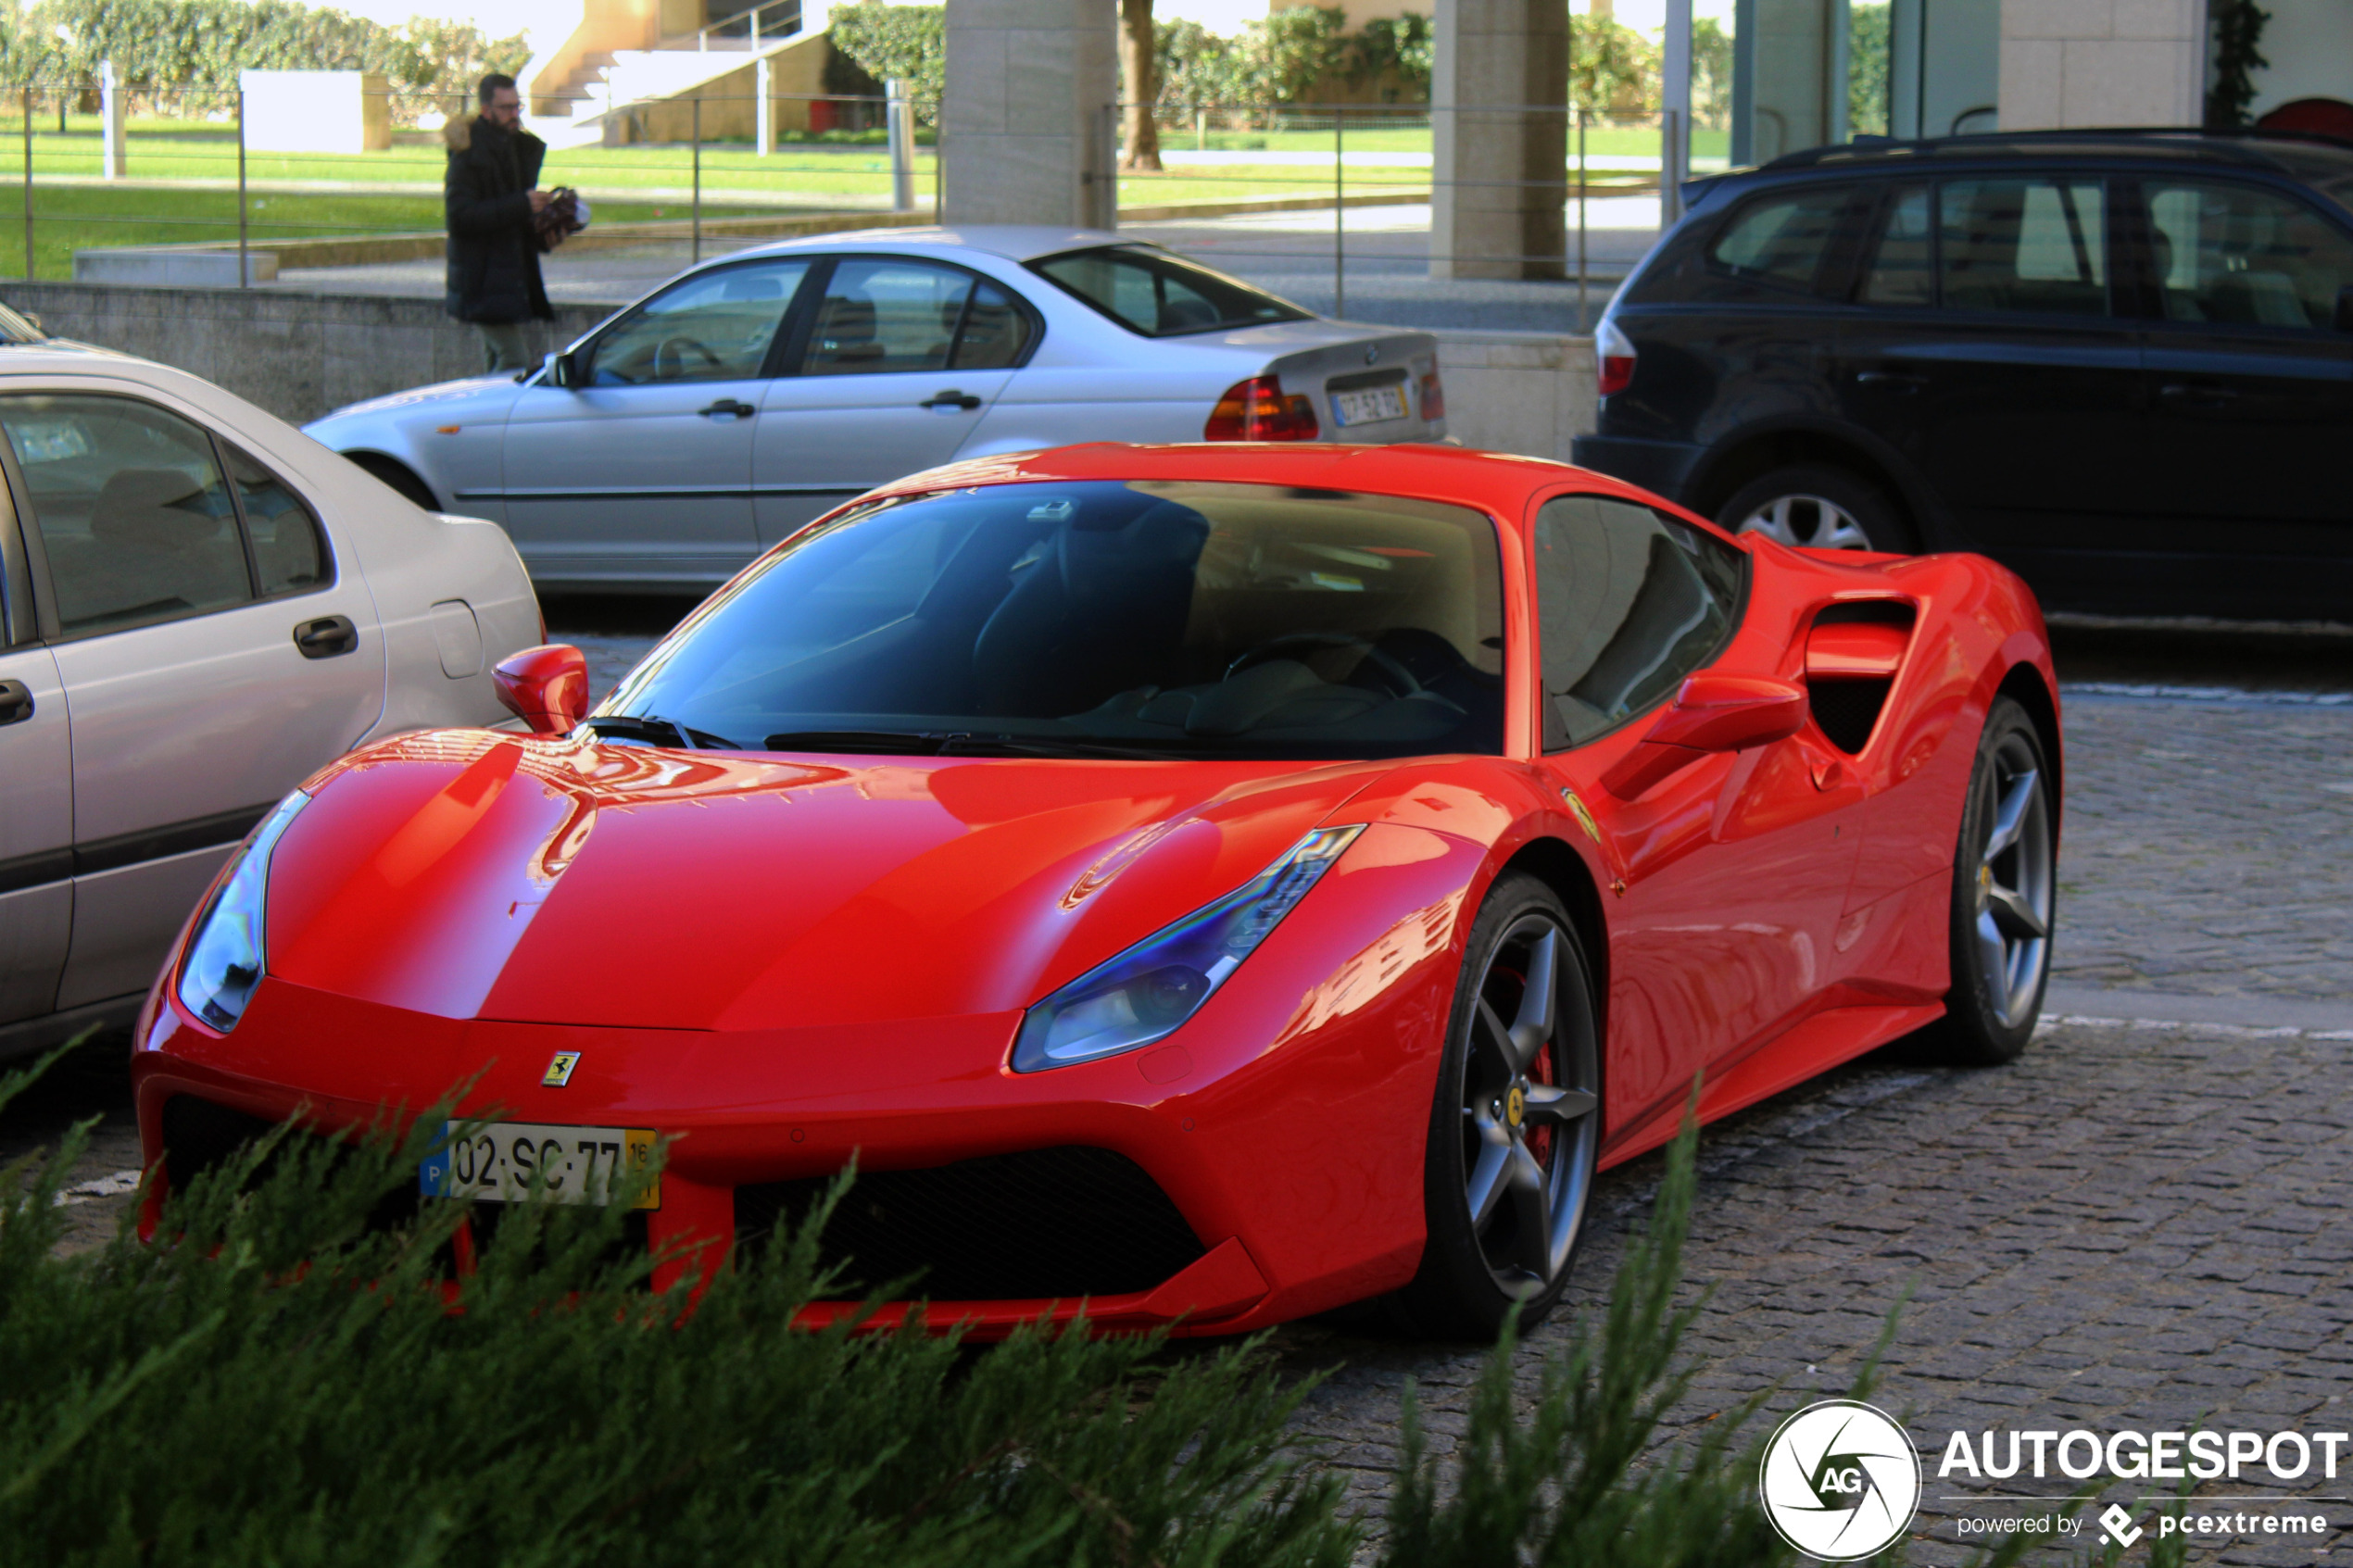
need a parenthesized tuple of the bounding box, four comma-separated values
(1029, 246, 1310, 337)
(1707, 185, 1858, 293)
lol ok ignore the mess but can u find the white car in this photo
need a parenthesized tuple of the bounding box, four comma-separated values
(0, 330, 541, 1057)
(304, 227, 1447, 592)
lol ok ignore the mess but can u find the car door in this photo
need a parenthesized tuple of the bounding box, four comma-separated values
(502, 257, 814, 586)
(1529, 495, 1861, 1131)
(0, 390, 386, 1011)
(2125, 174, 2353, 614)
(1833, 174, 2149, 572)
(0, 499, 70, 1028)
(752, 257, 1029, 546)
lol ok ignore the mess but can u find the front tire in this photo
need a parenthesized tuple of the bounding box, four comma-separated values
(1394, 873, 1603, 1340)
(1923, 696, 2056, 1064)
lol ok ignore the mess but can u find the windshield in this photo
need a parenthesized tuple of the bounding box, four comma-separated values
(605, 480, 1506, 759)
(1029, 246, 1312, 336)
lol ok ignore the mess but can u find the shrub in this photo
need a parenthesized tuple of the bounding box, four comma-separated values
(825, 1, 943, 127)
(1, 1045, 2091, 1566)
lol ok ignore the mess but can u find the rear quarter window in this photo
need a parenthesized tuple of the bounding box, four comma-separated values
(1707, 185, 1864, 294)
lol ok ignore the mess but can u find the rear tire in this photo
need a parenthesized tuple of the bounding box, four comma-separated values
(1717, 464, 1917, 554)
(1391, 873, 1603, 1341)
(1921, 696, 2056, 1065)
(346, 451, 440, 512)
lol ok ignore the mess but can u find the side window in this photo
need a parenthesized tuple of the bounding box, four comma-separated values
(1859, 182, 1933, 306)
(586, 259, 810, 385)
(799, 259, 974, 376)
(1940, 177, 2108, 316)
(224, 443, 329, 596)
(951, 281, 1035, 370)
(2144, 179, 2353, 331)
(1707, 184, 1857, 294)
(1532, 495, 1745, 750)
(0, 394, 252, 636)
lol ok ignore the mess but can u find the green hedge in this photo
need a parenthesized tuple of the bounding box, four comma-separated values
(0, 0, 527, 105)
(0, 1047, 2114, 1566)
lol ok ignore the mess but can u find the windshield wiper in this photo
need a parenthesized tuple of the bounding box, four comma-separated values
(581, 714, 738, 750)
(761, 729, 1170, 759)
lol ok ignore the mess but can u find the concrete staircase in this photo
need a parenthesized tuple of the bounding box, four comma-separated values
(527, 2, 831, 150)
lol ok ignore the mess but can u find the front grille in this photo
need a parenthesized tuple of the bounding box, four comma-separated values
(736, 1146, 1207, 1302)
(162, 1094, 429, 1248)
(158, 1096, 647, 1279)
(1810, 677, 1893, 754)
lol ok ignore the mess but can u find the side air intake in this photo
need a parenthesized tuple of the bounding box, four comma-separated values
(1805, 601, 1916, 754)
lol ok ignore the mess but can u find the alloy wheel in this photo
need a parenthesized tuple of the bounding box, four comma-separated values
(1458, 915, 1601, 1298)
(1736, 494, 1874, 550)
(1971, 733, 2054, 1029)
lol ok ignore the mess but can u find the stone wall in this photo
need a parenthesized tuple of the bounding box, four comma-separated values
(1997, 0, 2206, 130)
(0, 281, 1602, 459)
(0, 282, 618, 425)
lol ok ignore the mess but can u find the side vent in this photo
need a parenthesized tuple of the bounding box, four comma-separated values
(1805, 600, 1916, 754)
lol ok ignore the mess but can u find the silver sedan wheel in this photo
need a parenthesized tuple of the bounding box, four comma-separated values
(1735, 494, 1875, 550)
(1971, 733, 2055, 1029)
(1459, 916, 1601, 1298)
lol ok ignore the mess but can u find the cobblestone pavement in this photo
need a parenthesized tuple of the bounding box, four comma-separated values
(15, 616, 2353, 1562)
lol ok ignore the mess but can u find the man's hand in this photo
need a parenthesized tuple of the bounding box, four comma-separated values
(528, 190, 553, 214)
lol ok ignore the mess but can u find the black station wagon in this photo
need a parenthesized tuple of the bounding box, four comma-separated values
(1572, 131, 2353, 620)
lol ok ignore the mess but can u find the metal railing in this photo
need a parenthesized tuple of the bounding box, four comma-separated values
(696, 0, 803, 52)
(3, 82, 930, 289)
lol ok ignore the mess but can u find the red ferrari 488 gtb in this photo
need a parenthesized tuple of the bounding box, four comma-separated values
(134, 443, 2058, 1338)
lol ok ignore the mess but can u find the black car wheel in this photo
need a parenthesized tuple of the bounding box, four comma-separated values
(1923, 696, 2056, 1064)
(1395, 873, 1602, 1340)
(346, 451, 441, 512)
(1718, 465, 1917, 554)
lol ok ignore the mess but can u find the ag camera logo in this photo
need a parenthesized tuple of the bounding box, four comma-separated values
(1760, 1399, 1922, 1560)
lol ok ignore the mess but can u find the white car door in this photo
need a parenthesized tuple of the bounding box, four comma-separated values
(503, 257, 814, 586)
(752, 257, 1027, 546)
(0, 505, 70, 1026)
(0, 390, 386, 1011)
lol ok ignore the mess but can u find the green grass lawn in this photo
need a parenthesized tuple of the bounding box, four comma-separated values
(0, 186, 793, 280)
(1146, 122, 1729, 162)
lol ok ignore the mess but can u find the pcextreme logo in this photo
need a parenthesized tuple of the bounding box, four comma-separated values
(1759, 1399, 1923, 1561)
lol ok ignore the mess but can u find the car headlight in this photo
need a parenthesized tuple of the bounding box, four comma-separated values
(177, 790, 310, 1032)
(1012, 824, 1365, 1073)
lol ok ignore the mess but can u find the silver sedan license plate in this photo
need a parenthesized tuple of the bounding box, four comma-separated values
(421, 1121, 661, 1209)
(1332, 384, 1408, 427)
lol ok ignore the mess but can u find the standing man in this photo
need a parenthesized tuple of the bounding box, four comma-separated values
(446, 73, 554, 373)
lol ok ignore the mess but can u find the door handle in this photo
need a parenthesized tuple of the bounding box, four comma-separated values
(698, 398, 757, 419)
(920, 390, 983, 411)
(1855, 370, 1927, 391)
(293, 615, 359, 660)
(0, 679, 31, 726)
(2158, 382, 2239, 405)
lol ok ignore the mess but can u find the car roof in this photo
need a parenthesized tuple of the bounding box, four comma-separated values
(724, 225, 1140, 267)
(851, 441, 1710, 539)
(1754, 127, 2353, 179)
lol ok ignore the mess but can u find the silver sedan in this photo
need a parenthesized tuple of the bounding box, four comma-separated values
(304, 227, 1447, 593)
(0, 337, 541, 1057)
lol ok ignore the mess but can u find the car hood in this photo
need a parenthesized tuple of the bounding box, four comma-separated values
(264, 730, 1392, 1031)
(306, 373, 528, 430)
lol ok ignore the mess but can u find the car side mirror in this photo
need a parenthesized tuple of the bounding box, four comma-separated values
(544, 349, 582, 388)
(1600, 673, 1807, 799)
(492, 644, 591, 734)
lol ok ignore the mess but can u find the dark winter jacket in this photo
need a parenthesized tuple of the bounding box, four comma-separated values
(444, 115, 552, 325)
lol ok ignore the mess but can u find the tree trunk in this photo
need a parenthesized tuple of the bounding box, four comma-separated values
(1118, 0, 1162, 172)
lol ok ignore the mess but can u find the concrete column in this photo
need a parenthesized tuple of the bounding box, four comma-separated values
(1998, 0, 2205, 131)
(942, 0, 1117, 230)
(1430, 0, 1568, 280)
(756, 54, 774, 156)
(99, 60, 125, 181)
(1661, 0, 1692, 223)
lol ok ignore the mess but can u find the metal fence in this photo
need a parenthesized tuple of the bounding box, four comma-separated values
(3, 82, 928, 288)
(1111, 99, 1704, 332)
